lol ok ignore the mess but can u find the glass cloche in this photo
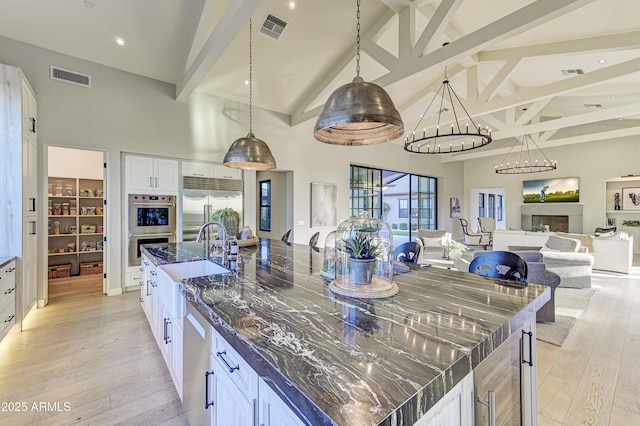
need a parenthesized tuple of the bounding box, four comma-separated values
(321, 230, 338, 280)
(329, 211, 397, 298)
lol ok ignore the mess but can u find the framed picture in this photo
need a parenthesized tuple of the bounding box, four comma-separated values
(523, 177, 579, 203)
(622, 187, 640, 211)
(311, 183, 337, 228)
(450, 198, 461, 218)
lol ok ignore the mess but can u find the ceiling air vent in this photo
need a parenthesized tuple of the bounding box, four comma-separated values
(50, 66, 91, 88)
(260, 13, 287, 40)
(584, 103, 602, 108)
(560, 69, 584, 76)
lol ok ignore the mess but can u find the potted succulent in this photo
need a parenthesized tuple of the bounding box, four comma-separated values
(343, 234, 382, 285)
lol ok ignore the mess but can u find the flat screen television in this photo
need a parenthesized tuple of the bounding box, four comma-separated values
(523, 177, 579, 203)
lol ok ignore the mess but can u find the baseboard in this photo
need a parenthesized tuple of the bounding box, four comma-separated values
(107, 287, 123, 296)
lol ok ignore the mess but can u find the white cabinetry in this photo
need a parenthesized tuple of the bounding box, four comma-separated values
(125, 155, 179, 193)
(213, 164, 242, 180)
(183, 161, 215, 178)
(0, 64, 38, 335)
(605, 178, 640, 252)
(259, 379, 306, 426)
(0, 260, 17, 341)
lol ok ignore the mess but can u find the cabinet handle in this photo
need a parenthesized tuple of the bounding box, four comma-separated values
(29, 221, 36, 235)
(150, 270, 157, 276)
(216, 350, 240, 373)
(4, 288, 15, 295)
(252, 398, 258, 426)
(139, 267, 144, 272)
(146, 280, 151, 296)
(193, 173, 204, 176)
(477, 390, 496, 426)
(7, 268, 15, 273)
(155, 177, 158, 187)
(163, 318, 168, 344)
(139, 297, 143, 303)
(521, 330, 533, 367)
(30, 198, 36, 212)
(205, 370, 215, 409)
(166, 318, 171, 343)
(5, 315, 15, 323)
(149, 177, 153, 188)
(30, 117, 36, 133)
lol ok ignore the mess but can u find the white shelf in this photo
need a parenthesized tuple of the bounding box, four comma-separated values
(606, 210, 640, 214)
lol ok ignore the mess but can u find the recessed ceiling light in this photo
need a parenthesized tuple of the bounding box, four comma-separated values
(84, 1, 94, 8)
(289, 1, 296, 10)
(599, 59, 606, 64)
(116, 38, 125, 46)
(244, 80, 249, 86)
(610, 96, 616, 99)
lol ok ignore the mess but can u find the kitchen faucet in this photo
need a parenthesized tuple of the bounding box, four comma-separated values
(196, 221, 227, 261)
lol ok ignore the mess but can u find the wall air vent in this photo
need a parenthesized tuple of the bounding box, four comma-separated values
(560, 69, 584, 75)
(584, 103, 602, 108)
(50, 66, 91, 88)
(260, 13, 287, 40)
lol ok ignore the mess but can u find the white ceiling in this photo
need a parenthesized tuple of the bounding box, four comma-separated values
(1, 0, 639, 161)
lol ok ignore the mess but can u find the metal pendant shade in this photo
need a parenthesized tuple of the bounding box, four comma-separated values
(313, 0, 403, 146)
(223, 19, 276, 171)
(314, 76, 404, 145)
(223, 132, 276, 171)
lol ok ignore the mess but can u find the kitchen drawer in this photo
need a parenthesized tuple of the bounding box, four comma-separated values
(0, 262, 16, 312)
(125, 270, 143, 288)
(0, 301, 16, 336)
(213, 164, 242, 180)
(212, 329, 258, 402)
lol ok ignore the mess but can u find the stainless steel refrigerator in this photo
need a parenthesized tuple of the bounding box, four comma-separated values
(181, 177, 243, 241)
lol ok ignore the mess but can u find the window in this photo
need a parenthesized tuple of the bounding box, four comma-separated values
(259, 180, 271, 231)
(488, 194, 495, 218)
(479, 193, 485, 217)
(398, 199, 409, 218)
(497, 195, 503, 221)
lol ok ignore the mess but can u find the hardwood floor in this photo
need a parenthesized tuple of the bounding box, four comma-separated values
(1, 265, 639, 425)
(0, 286, 187, 425)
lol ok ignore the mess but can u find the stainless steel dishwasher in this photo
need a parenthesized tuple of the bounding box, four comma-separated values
(183, 302, 215, 426)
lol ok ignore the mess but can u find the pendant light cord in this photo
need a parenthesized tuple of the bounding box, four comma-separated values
(249, 19, 253, 134)
(356, 0, 361, 78)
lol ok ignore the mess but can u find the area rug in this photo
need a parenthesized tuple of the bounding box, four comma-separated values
(536, 287, 597, 347)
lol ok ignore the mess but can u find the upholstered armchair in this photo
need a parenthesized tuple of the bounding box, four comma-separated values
(458, 218, 490, 249)
(478, 217, 496, 245)
(414, 229, 451, 263)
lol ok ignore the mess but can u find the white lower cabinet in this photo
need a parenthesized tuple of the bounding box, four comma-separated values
(259, 378, 306, 426)
(0, 260, 17, 341)
(414, 372, 474, 426)
(215, 369, 257, 426)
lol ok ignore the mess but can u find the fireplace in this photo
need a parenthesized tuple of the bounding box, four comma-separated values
(532, 215, 568, 232)
(521, 204, 583, 233)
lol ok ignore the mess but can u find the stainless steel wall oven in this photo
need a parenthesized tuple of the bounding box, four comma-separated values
(127, 194, 176, 266)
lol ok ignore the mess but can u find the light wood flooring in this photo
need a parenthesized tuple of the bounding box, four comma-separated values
(1, 267, 639, 425)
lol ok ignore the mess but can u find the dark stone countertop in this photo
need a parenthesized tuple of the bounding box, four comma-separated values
(142, 239, 550, 426)
(0, 256, 16, 268)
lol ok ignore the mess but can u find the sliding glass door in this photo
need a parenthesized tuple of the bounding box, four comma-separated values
(350, 166, 437, 245)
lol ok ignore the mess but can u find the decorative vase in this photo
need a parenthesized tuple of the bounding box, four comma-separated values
(350, 258, 376, 285)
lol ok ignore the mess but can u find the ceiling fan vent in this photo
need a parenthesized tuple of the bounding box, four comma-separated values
(560, 69, 584, 76)
(50, 66, 91, 88)
(260, 13, 287, 40)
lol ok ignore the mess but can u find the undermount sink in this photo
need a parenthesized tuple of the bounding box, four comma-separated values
(159, 260, 230, 282)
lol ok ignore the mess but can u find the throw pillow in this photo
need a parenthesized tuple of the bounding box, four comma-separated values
(422, 237, 443, 247)
(556, 232, 594, 252)
(544, 235, 580, 252)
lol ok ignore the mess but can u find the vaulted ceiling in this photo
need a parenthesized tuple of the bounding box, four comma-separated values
(1, 0, 639, 161)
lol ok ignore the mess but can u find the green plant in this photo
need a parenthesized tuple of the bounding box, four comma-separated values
(399, 223, 408, 231)
(343, 234, 382, 259)
(391, 223, 398, 229)
(531, 225, 547, 232)
(382, 202, 391, 213)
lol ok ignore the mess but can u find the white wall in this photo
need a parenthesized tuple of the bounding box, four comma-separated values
(463, 136, 640, 233)
(48, 146, 103, 179)
(1, 35, 465, 299)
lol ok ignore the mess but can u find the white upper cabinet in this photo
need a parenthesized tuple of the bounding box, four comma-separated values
(125, 155, 178, 194)
(182, 161, 215, 178)
(213, 164, 242, 180)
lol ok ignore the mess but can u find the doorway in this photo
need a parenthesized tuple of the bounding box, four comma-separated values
(255, 170, 293, 242)
(46, 146, 106, 301)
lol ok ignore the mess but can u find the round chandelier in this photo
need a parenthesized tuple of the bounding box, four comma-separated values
(495, 134, 557, 174)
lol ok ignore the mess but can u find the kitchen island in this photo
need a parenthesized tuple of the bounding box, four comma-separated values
(142, 239, 550, 425)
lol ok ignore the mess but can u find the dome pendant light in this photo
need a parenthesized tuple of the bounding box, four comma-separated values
(313, 0, 404, 146)
(224, 19, 276, 171)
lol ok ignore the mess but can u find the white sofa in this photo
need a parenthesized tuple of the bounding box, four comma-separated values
(493, 229, 633, 274)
